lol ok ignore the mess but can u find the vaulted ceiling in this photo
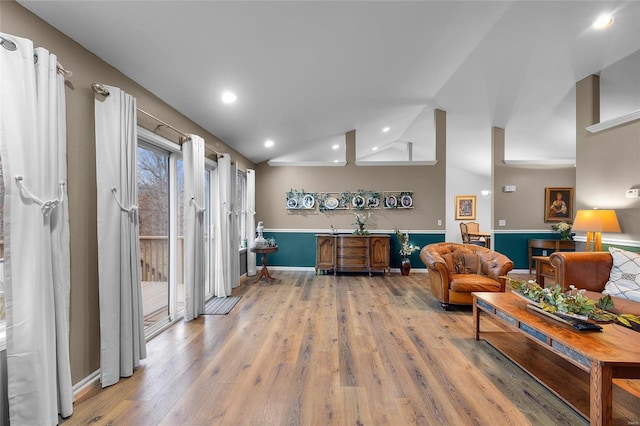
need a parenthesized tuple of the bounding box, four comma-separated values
(18, 1, 640, 175)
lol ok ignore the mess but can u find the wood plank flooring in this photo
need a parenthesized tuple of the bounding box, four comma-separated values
(63, 271, 640, 425)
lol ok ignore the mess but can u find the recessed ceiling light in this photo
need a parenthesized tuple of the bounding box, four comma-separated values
(221, 91, 237, 104)
(332, 144, 340, 150)
(372, 146, 378, 151)
(382, 127, 390, 133)
(592, 14, 614, 29)
(264, 139, 274, 148)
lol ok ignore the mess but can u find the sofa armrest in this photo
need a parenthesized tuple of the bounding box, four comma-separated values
(420, 247, 451, 303)
(549, 251, 612, 292)
(479, 252, 514, 291)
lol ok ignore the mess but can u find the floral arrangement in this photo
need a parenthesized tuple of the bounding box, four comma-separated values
(505, 276, 640, 328)
(551, 221, 573, 240)
(395, 230, 420, 257)
(352, 213, 370, 235)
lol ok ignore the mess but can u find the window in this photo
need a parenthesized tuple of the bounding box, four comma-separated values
(0, 154, 4, 332)
(137, 128, 183, 335)
(237, 170, 247, 248)
(204, 161, 216, 300)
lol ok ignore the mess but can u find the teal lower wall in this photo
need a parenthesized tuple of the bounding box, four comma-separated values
(495, 233, 640, 269)
(494, 233, 565, 270)
(260, 231, 639, 270)
(261, 231, 446, 269)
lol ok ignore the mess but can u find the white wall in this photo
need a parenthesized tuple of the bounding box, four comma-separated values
(445, 165, 491, 243)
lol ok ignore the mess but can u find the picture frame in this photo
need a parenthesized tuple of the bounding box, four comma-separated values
(455, 195, 476, 220)
(545, 187, 574, 222)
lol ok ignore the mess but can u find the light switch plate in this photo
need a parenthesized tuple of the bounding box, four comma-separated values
(626, 189, 639, 198)
(498, 219, 506, 226)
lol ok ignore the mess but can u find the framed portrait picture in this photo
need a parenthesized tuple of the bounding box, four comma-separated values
(545, 187, 574, 222)
(455, 195, 476, 220)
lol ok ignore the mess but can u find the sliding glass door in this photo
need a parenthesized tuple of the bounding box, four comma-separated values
(137, 128, 184, 335)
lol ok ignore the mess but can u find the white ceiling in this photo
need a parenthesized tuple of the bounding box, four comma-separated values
(17, 1, 640, 175)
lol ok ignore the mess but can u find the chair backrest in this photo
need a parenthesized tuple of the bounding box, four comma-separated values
(466, 222, 480, 234)
(459, 222, 470, 243)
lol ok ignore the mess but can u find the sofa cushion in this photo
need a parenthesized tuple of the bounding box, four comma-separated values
(604, 247, 640, 303)
(450, 274, 501, 293)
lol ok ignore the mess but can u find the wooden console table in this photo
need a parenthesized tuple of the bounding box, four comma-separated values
(528, 239, 575, 273)
(315, 234, 390, 275)
(473, 292, 640, 426)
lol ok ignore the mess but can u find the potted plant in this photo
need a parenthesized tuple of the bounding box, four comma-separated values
(395, 230, 420, 276)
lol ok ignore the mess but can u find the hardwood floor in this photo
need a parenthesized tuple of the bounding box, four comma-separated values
(63, 271, 639, 425)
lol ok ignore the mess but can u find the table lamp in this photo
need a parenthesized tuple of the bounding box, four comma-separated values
(571, 209, 621, 251)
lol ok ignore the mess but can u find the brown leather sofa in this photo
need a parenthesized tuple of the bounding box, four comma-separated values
(420, 242, 514, 310)
(550, 251, 640, 316)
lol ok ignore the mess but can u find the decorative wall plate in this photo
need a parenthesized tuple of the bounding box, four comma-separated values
(385, 195, 397, 208)
(324, 197, 339, 209)
(352, 195, 365, 209)
(367, 197, 379, 208)
(302, 194, 315, 209)
(401, 194, 413, 208)
(286, 198, 298, 209)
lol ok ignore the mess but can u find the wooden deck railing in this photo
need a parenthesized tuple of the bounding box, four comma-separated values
(139, 236, 183, 283)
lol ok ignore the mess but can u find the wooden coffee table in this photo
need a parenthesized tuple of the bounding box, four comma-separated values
(473, 292, 640, 426)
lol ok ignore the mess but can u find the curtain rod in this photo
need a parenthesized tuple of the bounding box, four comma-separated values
(92, 83, 196, 145)
(92, 83, 225, 157)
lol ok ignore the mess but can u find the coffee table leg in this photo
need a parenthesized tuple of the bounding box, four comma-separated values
(590, 360, 613, 426)
(473, 295, 480, 340)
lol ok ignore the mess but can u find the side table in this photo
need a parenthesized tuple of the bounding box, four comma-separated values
(250, 246, 278, 283)
(532, 255, 555, 287)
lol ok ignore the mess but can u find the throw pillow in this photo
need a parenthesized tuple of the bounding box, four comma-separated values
(604, 247, 640, 302)
(452, 253, 482, 274)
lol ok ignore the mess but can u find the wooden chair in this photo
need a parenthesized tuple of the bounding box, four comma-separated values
(460, 222, 485, 246)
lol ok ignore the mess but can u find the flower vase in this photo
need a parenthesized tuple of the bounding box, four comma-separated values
(401, 258, 411, 276)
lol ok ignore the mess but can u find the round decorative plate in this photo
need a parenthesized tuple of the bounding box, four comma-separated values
(324, 197, 339, 209)
(286, 198, 298, 209)
(367, 197, 379, 208)
(302, 194, 315, 209)
(352, 195, 365, 209)
(401, 194, 413, 208)
(385, 195, 397, 208)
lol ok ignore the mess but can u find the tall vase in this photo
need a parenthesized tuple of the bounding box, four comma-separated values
(401, 257, 411, 276)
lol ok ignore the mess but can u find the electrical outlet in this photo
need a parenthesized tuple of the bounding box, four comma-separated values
(498, 219, 506, 226)
(626, 189, 639, 198)
(437, 219, 442, 226)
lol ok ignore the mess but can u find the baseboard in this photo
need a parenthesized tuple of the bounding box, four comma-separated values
(72, 369, 100, 400)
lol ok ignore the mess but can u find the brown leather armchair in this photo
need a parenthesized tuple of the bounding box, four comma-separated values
(420, 242, 514, 310)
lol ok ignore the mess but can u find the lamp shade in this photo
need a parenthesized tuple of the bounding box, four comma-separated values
(572, 209, 621, 233)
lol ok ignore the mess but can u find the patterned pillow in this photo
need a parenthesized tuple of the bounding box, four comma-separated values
(452, 253, 482, 274)
(604, 247, 640, 302)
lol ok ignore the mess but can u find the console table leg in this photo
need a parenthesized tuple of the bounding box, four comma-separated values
(590, 361, 613, 426)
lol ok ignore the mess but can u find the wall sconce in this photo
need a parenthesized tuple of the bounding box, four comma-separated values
(572, 209, 621, 251)
(480, 190, 491, 199)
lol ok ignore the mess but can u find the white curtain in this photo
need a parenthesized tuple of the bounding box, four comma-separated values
(230, 163, 240, 289)
(214, 154, 231, 297)
(246, 169, 256, 276)
(94, 85, 146, 388)
(183, 135, 205, 320)
(0, 34, 73, 424)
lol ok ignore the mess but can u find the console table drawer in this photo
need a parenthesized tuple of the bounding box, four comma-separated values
(337, 257, 368, 267)
(338, 237, 368, 248)
(337, 247, 367, 257)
